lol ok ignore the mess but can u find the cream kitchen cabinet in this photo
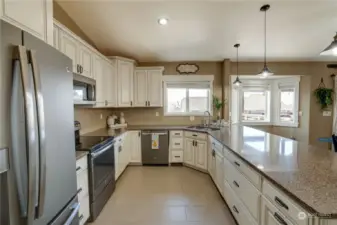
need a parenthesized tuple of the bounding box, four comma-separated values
(59, 28, 79, 73)
(208, 136, 216, 180)
(115, 133, 129, 180)
(104, 61, 117, 107)
(78, 44, 94, 78)
(129, 131, 142, 163)
(53, 24, 59, 49)
(261, 197, 295, 225)
(0, 0, 53, 44)
(109, 57, 135, 107)
(214, 149, 224, 194)
(93, 56, 105, 107)
(183, 136, 207, 170)
(134, 67, 164, 107)
(184, 138, 194, 165)
(76, 156, 90, 225)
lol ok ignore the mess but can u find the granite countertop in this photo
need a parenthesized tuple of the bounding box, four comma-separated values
(83, 124, 337, 217)
(76, 151, 88, 160)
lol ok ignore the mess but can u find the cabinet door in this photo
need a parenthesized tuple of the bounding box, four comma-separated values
(117, 60, 134, 107)
(183, 138, 194, 166)
(114, 143, 120, 180)
(215, 152, 224, 194)
(261, 198, 295, 225)
(53, 25, 59, 49)
(130, 131, 141, 163)
(195, 140, 207, 170)
(2, 0, 48, 41)
(79, 45, 93, 78)
(93, 56, 105, 107)
(134, 70, 147, 107)
(104, 62, 117, 107)
(147, 70, 163, 107)
(60, 31, 79, 73)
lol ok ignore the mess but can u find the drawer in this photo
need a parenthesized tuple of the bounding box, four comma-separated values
(210, 137, 223, 152)
(171, 138, 183, 149)
(76, 156, 88, 175)
(223, 180, 258, 225)
(171, 151, 183, 162)
(76, 169, 89, 200)
(79, 195, 90, 225)
(261, 196, 296, 225)
(223, 157, 260, 221)
(262, 181, 309, 225)
(185, 131, 207, 140)
(223, 147, 261, 190)
(170, 130, 183, 137)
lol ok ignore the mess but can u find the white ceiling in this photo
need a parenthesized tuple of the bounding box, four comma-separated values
(57, 0, 337, 62)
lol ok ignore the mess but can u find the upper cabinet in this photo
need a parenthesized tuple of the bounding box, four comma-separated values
(109, 57, 135, 107)
(0, 0, 53, 44)
(55, 21, 95, 79)
(134, 67, 164, 107)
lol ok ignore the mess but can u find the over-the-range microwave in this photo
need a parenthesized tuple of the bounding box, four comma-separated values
(73, 73, 96, 105)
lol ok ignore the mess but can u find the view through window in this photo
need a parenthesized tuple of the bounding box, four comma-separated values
(242, 91, 268, 121)
(280, 89, 295, 122)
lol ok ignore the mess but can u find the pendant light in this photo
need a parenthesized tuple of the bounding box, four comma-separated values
(258, 4, 273, 78)
(320, 33, 337, 56)
(233, 43, 242, 86)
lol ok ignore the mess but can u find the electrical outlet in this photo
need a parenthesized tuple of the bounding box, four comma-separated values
(323, 111, 332, 117)
(155, 112, 159, 117)
(190, 116, 195, 121)
(298, 111, 303, 117)
(100, 113, 103, 119)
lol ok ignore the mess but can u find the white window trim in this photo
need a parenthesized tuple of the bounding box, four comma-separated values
(163, 75, 214, 116)
(230, 75, 301, 128)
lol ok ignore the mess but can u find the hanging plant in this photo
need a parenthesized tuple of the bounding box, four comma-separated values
(313, 78, 334, 110)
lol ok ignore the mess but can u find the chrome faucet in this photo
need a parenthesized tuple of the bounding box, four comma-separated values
(204, 111, 211, 127)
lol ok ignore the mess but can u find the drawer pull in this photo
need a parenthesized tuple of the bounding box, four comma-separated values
(234, 161, 240, 167)
(212, 150, 215, 157)
(233, 180, 240, 188)
(79, 214, 84, 221)
(76, 166, 81, 171)
(174, 143, 180, 145)
(175, 133, 180, 135)
(232, 205, 239, 214)
(274, 196, 289, 210)
(174, 156, 180, 158)
(77, 188, 82, 194)
(192, 134, 197, 137)
(273, 212, 287, 225)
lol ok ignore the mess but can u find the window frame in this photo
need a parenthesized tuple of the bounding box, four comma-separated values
(163, 75, 214, 116)
(230, 75, 300, 128)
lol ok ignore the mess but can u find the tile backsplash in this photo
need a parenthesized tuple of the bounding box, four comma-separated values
(74, 108, 112, 134)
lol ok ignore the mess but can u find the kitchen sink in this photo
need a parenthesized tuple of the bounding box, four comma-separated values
(187, 126, 220, 131)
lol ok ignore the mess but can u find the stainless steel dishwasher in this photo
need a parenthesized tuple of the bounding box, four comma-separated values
(141, 130, 169, 165)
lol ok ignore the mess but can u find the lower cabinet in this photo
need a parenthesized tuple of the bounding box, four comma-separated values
(214, 151, 224, 194)
(261, 197, 295, 225)
(129, 131, 142, 163)
(76, 156, 90, 225)
(183, 138, 207, 170)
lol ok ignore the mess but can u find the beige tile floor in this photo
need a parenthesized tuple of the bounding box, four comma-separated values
(89, 166, 236, 225)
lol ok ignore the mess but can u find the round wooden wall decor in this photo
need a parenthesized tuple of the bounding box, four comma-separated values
(176, 63, 199, 74)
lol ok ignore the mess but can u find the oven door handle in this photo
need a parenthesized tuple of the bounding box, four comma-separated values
(91, 143, 114, 158)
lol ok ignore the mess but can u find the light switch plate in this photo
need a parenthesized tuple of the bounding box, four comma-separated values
(155, 112, 159, 117)
(190, 116, 195, 121)
(100, 113, 103, 119)
(323, 111, 332, 117)
(298, 111, 303, 117)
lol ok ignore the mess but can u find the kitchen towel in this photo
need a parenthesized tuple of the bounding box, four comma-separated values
(151, 133, 159, 149)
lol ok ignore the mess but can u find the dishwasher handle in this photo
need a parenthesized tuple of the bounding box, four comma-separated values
(142, 131, 168, 136)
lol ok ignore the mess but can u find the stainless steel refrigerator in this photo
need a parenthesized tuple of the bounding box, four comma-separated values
(0, 20, 79, 225)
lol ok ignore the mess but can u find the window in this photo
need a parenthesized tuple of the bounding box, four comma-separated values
(231, 76, 300, 127)
(163, 76, 213, 116)
(242, 91, 269, 122)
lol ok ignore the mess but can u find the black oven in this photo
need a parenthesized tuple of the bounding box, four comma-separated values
(73, 73, 96, 104)
(88, 138, 115, 221)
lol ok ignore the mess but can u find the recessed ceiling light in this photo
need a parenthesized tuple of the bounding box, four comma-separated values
(158, 18, 168, 25)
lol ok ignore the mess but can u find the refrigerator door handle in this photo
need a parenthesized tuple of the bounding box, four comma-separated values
(28, 49, 46, 219)
(12, 46, 38, 225)
(63, 202, 80, 225)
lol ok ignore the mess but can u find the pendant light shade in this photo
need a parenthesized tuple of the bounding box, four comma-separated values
(320, 33, 337, 56)
(233, 43, 242, 86)
(258, 4, 273, 77)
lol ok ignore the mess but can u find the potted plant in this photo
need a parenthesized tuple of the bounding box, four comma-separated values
(313, 78, 334, 110)
(213, 95, 227, 120)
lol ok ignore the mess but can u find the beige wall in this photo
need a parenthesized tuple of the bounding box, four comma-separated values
(111, 61, 223, 126)
(230, 61, 334, 148)
(53, 1, 97, 48)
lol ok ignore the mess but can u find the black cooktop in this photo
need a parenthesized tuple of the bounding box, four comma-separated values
(76, 136, 114, 152)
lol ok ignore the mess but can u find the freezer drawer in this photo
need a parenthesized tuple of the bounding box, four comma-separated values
(49, 195, 79, 225)
(141, 130, 169, 165)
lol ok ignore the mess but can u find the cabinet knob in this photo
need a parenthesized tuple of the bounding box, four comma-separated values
(148, 101, 150, 106)
(130, 101, 133, 106)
